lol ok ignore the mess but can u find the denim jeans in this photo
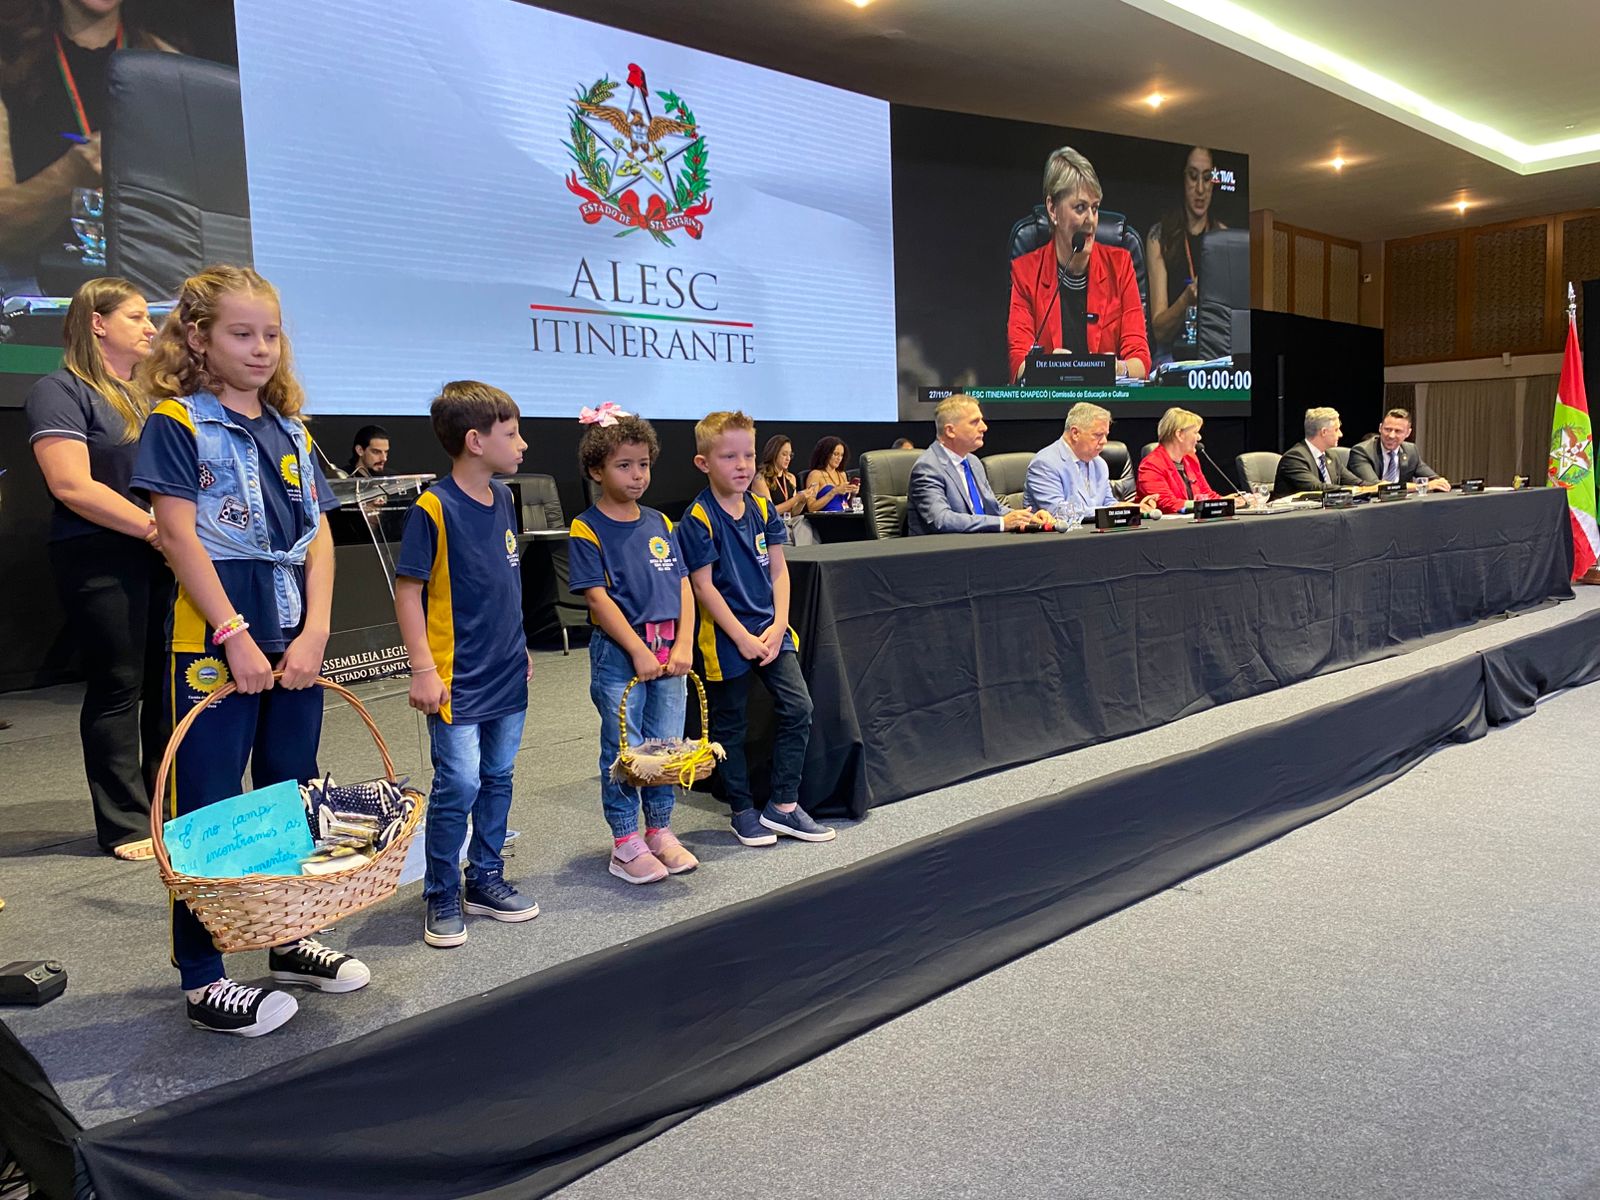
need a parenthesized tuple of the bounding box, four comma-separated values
(705, 651, 813, 814)
(589, 632, 687, 838)
(424, 707, 526, 899)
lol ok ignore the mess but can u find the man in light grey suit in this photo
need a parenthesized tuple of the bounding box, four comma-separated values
(908, 395, 1043, 534)
(1348, 408, 1450, 491)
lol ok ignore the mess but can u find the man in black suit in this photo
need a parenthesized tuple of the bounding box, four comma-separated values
(1273, 407, 1369, 498)
(1348, 408, 1450, 492)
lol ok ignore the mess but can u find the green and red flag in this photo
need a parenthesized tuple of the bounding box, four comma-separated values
(1550, 286, 1597, 579)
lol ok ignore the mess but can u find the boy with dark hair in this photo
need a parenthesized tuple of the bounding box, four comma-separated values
(678, 411, 834, 847)
(394, 381, 537, 947)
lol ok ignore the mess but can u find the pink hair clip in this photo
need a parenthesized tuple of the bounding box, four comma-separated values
(578, 402, 632, 427)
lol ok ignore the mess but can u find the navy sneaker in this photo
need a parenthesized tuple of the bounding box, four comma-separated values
(424, 891, 468, 948)
(731, 808, 778, 847)
(464, 870, 540, 922)
(759, 804, 836, 843)
(269, 937, 371, 993)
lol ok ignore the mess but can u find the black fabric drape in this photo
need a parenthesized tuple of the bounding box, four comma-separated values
(787, 490, 1573, 817)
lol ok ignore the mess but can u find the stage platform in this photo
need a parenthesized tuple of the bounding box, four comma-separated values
(3, 589, 1600, 1197)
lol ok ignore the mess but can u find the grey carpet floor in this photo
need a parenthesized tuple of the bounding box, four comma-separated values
(554, 684, 1600, 1200)
(1, 590, 1597, 1131)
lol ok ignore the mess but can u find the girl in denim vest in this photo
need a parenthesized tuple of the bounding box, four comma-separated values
(131, 265, 366, 1036)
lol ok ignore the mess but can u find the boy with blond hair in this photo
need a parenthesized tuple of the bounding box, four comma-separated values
(678, 411, 834, 847)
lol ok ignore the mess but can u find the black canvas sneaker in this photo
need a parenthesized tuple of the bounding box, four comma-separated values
(268, 938, 372, 993)
(187, 978, 298, 1036)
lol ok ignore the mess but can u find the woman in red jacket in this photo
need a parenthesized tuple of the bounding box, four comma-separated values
(1137, 406, 1228, 513)
(1008, 146, 1150, 384)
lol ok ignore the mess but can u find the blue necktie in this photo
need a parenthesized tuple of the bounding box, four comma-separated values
(1317, 454, 1329, 483)
(1080, 459, 1092, 505)
(961, 459, 985, 515)
(1385, 450, 1399, 483)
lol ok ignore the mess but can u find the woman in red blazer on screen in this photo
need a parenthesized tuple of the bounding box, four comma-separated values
(1138, 406, 1237, 513)
(1008, 146, 1151, 384)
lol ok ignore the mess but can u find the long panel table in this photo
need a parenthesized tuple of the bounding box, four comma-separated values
(783, 489, 1574, 817)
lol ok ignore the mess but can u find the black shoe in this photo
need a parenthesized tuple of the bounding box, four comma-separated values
(268, 937, 372, 993)
(187, 977, 298, 1036)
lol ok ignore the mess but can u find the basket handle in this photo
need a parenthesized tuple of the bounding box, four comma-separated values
(617, 670, 710, 760)
(149, 672, 397, 876)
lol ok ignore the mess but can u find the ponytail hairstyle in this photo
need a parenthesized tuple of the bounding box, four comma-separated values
(137, 265, 306, 420)
(62, 277, 150, 443)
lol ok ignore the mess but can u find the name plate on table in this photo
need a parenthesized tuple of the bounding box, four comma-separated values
(1458, 478, 1486, 493)
(1026, 352, 1115, 387)
(1375, 482, 1405, 501)
(1094, 505, 1142, 531)
(1321, 489, 1354, 509)
(1193, 497, 1235, 521)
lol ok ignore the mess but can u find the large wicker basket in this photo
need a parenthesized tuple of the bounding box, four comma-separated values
(611, 670, 723, 789)
(150, 673, 424, 952)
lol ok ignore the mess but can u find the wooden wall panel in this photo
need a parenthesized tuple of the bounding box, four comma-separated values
(1468, 224, 1547, 355)
(1272, 229, 1289, 314)
(1562, 214, 1600, 340)
(1387, 239, 1458, 362)
(1293, 235, 1324, 317)
(1328, 243, 1360, 324)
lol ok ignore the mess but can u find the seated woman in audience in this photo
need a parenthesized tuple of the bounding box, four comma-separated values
(1137, 406, 1234, 513)
(802, 436, 859, 513)
(752, 434, 816, 516)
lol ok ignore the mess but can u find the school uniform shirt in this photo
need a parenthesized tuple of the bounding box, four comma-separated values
(396, 476, 526, 724)
(677, 487, 796, 682)
(132, 401, 336, 654)
(24, 369, 147, 542)
(567, 505, 687, 627)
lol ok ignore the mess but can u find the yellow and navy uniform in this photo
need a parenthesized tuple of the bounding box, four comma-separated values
(130, 397, 336, 991)
(395, 477, 527, 724)
(567, 505, 686, 626)
(676, 487, 798, 682)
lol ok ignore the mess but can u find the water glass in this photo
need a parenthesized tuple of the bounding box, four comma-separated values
(1252, 482, 1271, 510)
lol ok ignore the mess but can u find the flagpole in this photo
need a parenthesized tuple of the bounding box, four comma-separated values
(1570, 280, 1578, 324)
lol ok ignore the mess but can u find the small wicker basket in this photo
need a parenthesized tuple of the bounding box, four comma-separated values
(150, 673, 425, 953)
(611, 670, 724, 789)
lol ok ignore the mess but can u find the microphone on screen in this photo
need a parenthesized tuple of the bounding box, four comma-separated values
(1196, 438, 1247, 495)
(1022, 230, 1090, 382)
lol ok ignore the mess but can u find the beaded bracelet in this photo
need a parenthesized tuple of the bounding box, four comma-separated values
(212, 615, 250, 646)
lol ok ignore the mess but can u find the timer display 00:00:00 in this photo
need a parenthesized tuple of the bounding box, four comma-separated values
(1186, 368, 1252, 391)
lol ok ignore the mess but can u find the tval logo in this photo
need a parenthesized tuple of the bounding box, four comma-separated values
(565, 63, 712, 247)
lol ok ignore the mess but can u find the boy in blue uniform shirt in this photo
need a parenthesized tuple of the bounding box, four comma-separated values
(678, 411, 834, 847)
(395, 381, 537, 948)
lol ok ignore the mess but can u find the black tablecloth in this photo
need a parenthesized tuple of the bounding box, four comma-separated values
(786, 489, 1574, 817)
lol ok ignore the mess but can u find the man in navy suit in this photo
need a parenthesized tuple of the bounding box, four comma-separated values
(1348, 408, 1450, 492)
(908, 395, 1043, 534)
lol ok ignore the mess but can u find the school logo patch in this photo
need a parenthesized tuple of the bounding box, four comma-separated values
(648, 535, 670, 560)
(186, 656, 230, 695)
(754, 531, 768, 557)
(279, 454, 301, 489)
(505, 529, 517, 555)
(217, 497, 250, 530)
(197, 464, 216, 491)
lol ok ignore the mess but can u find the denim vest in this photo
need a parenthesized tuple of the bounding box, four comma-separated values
(183, 391, 321, 630)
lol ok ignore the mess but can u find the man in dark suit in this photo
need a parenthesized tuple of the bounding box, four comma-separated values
(908, 395, 1044, 534)
(1348, 408, 1450, 492)
(1273, 406, 1369, 498)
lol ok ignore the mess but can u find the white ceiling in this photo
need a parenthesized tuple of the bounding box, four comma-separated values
(528, 0, 1600, 244)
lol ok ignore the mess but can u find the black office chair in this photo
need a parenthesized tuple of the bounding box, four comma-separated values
(979, 452, 1033, 510)
(104, 51, 252, 298)
(1194, 229, 1250, 361)
(859, 449, 922, 539)
(1007, 206, 1151, 338)
(1237, 452, 1282, 492)
(503, 473, 588, 654)
(1140, 442, 1159, 465)
(1100, 440, 1136, 501)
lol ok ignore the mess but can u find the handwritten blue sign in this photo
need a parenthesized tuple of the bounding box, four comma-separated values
(163, 779, 314, 878)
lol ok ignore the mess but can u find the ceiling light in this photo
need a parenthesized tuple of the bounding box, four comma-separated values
(1330, 156, 1345, 171)
(1119, 0, 1600, 173)
(1455, 199, 1469, 215)
(1145, 92, 1165, 109)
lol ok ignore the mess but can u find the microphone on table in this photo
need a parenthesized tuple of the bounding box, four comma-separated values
(1021, 230, 1088, 383)
(1196, 438, 1247, 496)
